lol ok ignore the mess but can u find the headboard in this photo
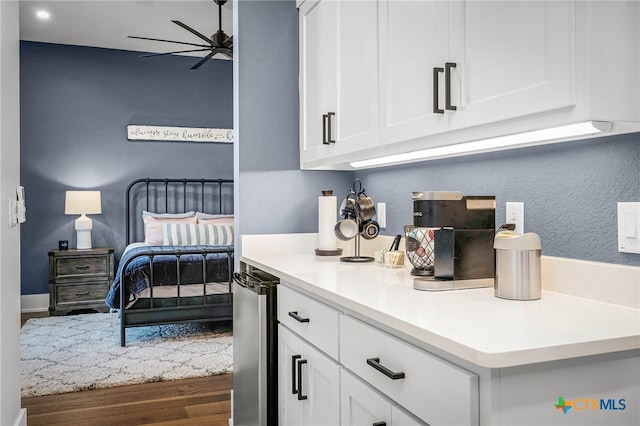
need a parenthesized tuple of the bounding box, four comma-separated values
(126, 178, 234, 245)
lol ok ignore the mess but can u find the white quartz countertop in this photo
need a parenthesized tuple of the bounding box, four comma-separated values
(241, 235, 640, 369)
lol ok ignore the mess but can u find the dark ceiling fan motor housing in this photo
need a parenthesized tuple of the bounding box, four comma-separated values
(129, 0, 233, 69)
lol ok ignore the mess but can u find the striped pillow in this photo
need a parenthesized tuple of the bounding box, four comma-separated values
(161, 223, 234, 246)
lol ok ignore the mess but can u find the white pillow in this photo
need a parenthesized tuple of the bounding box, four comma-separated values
(162, 223, 234, 246)
(142, 212, 197, 245)
(196, 212, 234, 225)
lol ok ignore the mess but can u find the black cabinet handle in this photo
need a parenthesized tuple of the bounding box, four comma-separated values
(75, 291, 90, 296)
(327, 112, 336, 143)
(366, 357, 405, 380)
(322, 114, 329, 145)
(373, 422, 387, 426)
(292, 355, 301, 395)
(74, 264, 90, 269)
(433, 67, 444, 114)
(288, 311, 310, 323)
(297, 359, 308, 400)
(445, 62, 457, 111)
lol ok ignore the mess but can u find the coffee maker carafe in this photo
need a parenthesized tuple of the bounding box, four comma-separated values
(407, 191, 496, 291)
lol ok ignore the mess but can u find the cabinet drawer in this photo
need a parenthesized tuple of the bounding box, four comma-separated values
(55, 256, 108, 278)
(278, 284, 340, 360)
(340, 315, 479, 426)
(56, 281, 109, 305)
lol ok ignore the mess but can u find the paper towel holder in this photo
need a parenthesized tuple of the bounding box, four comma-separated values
(316, 189, 344, 256)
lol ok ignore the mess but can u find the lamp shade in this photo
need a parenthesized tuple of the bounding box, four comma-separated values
(65, 191, 102, 215)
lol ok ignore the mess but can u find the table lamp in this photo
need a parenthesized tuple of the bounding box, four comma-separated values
(65, 191, 102, 249)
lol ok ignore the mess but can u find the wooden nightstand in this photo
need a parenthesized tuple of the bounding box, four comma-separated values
(48, 247, 114, 316)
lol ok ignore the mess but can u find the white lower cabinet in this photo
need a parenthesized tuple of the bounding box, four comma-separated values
(278, 324, 340, 426)
(341, 369, 426, 426)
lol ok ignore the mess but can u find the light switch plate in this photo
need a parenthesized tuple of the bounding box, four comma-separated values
(377, 202, 386, 229)
(617, 202, 640, 254)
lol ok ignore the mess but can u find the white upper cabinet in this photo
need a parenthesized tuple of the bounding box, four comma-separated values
(299, 0, 639, 170)
(379, 0, 576, 144)
(447, 0, 576, 130)
(378, 0, 449, 144)
(299, 0, 379, 167)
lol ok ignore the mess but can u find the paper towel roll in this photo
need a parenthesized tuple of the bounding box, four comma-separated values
(318, 195, 338, 251)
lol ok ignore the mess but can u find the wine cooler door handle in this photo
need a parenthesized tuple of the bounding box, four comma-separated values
(366, 357, 405, 380)
(291, 355, 301, 395)
(433, 67, 444, 114)
(297, 359, 308, 400)
(445, 62, 457, 111)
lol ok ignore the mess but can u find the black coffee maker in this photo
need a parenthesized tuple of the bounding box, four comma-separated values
(409, 191, 495, 291)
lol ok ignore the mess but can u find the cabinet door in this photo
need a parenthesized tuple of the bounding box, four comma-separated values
(341, 369, 391, 426)
(279, 325, 305, 426)
(448, 0, 576, 129)
(278, 325, 340, 426)
(300, 0, 337, 164)
(334, 0, 379, 155)
(379, 0, 449, 145)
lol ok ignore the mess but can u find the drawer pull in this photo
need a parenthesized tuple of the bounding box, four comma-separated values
(373, 422, 387, 426)
(74, 264, 90, 269)
(292, 355, 301, 395)
(75, 291, 90, 296)
(445, 62, 457, 111)
(297, 358, 308, 401)
(433, 67, 444, 113)
(366, 357, 405, 380)
(288, 311, 310, 323)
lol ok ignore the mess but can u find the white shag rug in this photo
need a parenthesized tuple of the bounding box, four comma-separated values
(21, 312, 233, 398)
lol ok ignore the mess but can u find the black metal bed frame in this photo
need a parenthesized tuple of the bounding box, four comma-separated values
(119, 178, 234, 346)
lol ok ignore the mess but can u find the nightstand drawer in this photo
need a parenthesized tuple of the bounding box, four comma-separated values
(56, 281, 109, 305)
(55, 256, 108, 277)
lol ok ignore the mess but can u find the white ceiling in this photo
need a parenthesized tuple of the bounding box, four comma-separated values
(19, 0, 233, 57)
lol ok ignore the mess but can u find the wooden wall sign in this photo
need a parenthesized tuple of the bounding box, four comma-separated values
(127, 125, 233, 143)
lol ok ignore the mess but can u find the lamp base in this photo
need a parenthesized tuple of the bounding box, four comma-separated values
(75, 214, 93, 249)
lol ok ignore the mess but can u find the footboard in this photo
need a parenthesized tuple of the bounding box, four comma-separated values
(119, 246, 234, 346)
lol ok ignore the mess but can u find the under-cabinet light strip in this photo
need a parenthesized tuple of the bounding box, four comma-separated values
(350, 121, 612, 168)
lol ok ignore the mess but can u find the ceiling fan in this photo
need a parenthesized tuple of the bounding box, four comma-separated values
(128, 0, 232, 70)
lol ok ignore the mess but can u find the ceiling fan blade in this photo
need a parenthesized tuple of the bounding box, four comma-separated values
(128, 35, 210, 49)
(191, 51, 216, 70)
(139, 48, 212, 58)
(172, 20, 213, 45)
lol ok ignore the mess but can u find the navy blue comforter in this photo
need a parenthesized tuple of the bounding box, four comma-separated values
(105, 245, 232, 309)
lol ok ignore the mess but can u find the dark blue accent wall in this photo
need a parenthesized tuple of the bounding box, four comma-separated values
(20, 41, 233, 295)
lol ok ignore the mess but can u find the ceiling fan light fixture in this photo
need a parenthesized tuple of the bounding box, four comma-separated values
(128, 0, 232, 69)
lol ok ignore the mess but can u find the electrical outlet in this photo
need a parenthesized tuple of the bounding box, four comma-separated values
(506, 202, 524, 235)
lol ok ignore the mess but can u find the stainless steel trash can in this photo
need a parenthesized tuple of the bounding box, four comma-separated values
(494, 231, 542, 300)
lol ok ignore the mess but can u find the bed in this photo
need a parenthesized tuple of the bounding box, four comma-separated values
(105, 178, 234, 346)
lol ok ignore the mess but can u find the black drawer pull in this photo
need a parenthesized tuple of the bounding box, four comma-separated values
(75, 291, 90, 296)
(327, 112, 336, 143)
(74, 264, 90, 269)
(288, 311, 310, 323)
(297, 358, 308, 401)
(373, 422, 387, 426)
(292, 354, 301, 395)
(322, 114, 329, 145)
(366, 357, 405, 380)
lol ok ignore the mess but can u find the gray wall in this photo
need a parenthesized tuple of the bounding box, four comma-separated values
(357, 133, 640, 266)
(20, 42, 234, 295)
(235, 0, 352, 240)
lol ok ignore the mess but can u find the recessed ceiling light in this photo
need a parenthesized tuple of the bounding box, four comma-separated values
(36, 10, 50, 20)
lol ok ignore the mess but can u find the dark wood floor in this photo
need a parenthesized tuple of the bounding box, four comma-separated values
(20, 313, 233, 426)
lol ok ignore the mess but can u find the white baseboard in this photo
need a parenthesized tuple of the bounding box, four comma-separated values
(21, 294, 49, 313)
(14, 408, 27, 426)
